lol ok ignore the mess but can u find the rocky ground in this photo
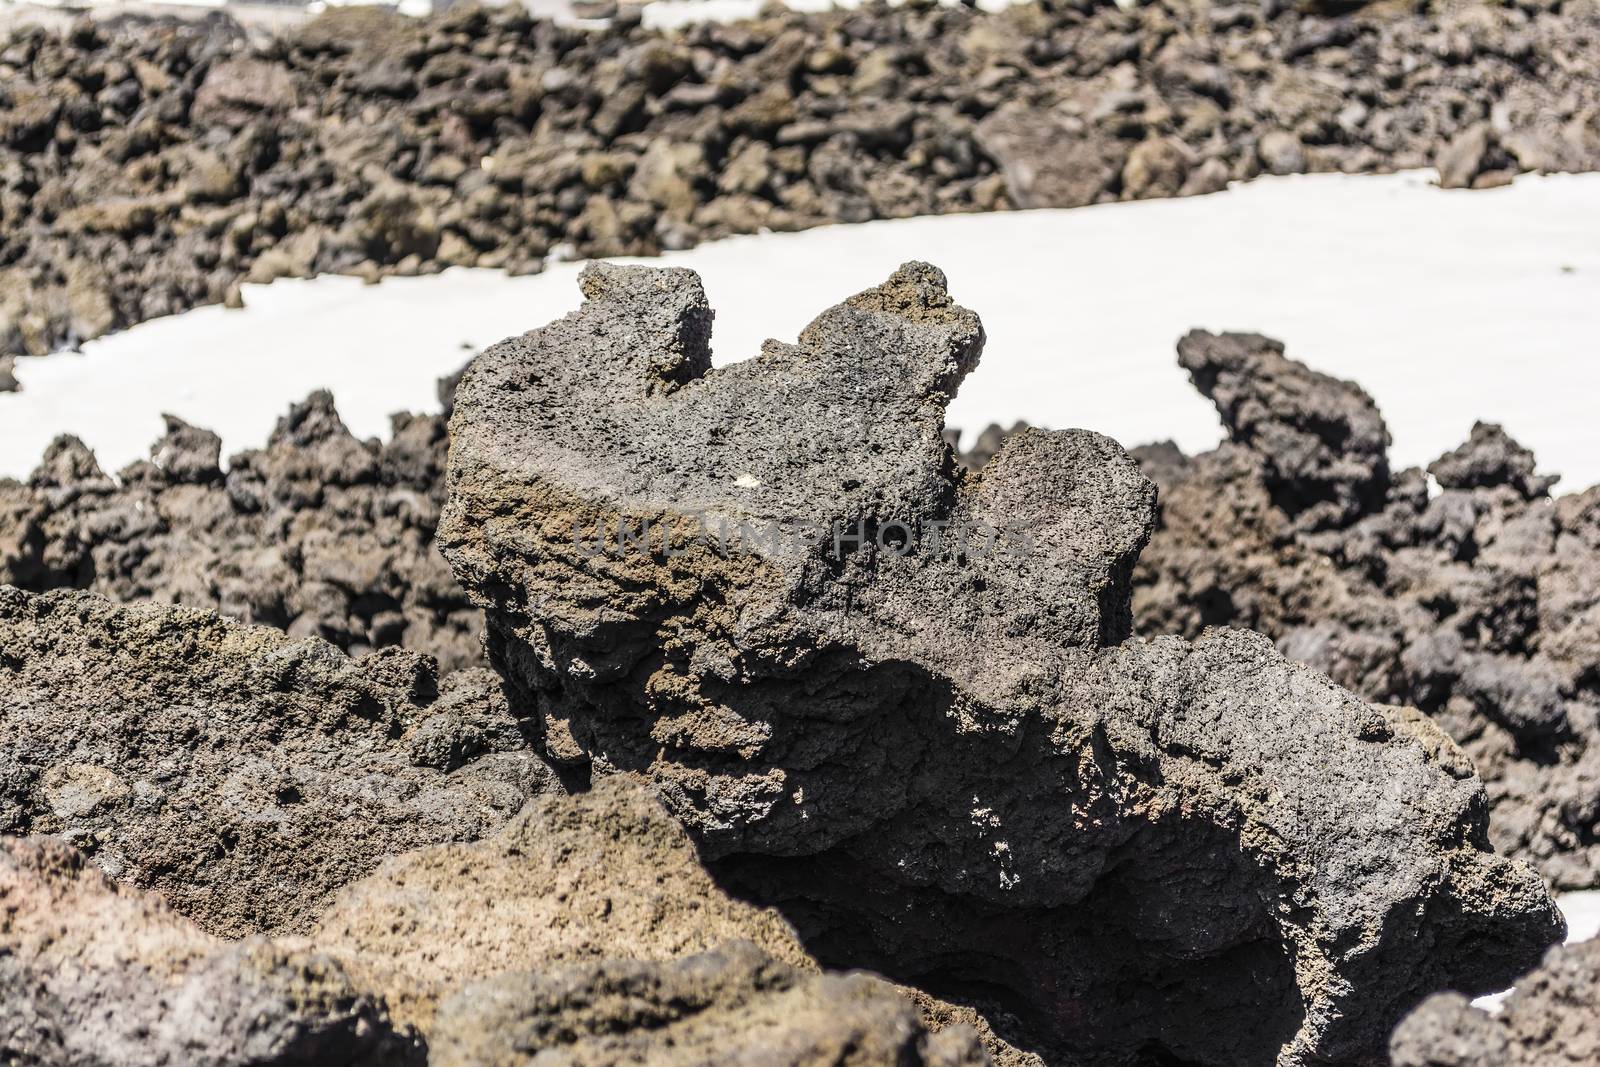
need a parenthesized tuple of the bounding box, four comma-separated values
(0, 369, 477, 671)
(2, 0, 1599, 359)
(3, 262, 1590, 1065)
(1125, 333, 1600, 891)
(1391, 937, 1600, 1065)
(5, 1, 1600, 1062)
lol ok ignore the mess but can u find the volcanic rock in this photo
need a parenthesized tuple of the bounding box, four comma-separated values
(312, 776, 815, 1032)
(1390, 939, 1600, 1066)
(438, 261, 1562, 1065)
(428, 942, 991, 1067)
(3, 0, 1599, 357)
(1133, 333, 1600, 889)
(0, 836, 417, 1067)
(0, 586, 561, 937)
(2, 775, 992, 1066)
(1176, 329, 1390, 530)
(0, 387, 481, 673)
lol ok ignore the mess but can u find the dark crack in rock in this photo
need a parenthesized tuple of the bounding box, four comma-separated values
(1390, 938, 1600, 1066)
(437, 261, 1563, 1066)
(1133, 333, 1600, 890)
(0, 586, 562, 937)
(0, 836, 420, 1067)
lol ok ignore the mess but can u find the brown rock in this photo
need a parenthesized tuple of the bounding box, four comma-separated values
(974, 108, 1125, 208)
(192, 57, 299, 127)
(313, 776, 813, 1031)
(0, 836, 417, 1067)
(1122, 136, 1195, 200)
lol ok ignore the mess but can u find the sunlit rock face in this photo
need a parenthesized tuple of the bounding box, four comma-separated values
(440, 261, 1563, 1065)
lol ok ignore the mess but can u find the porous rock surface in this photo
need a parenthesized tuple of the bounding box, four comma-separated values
(0, 374, 481, 673)
(0, 585, 561, 937)
(1132, 332, 1600, 889)
(312, 775, 817, 1032)
(1, 771, 985, 1066)
(439, 260, 1563, 1065)
(428, 941, 990, 1067)
(3, 0, 1600, 357)
(1389, 938, 1600, 1066)
(0, 835, 418, 1067)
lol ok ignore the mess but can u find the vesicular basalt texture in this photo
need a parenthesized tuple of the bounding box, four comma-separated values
(0, 586, 560, 938)
(439, 261, 1563, 1065)
(1132, 332, 1600, 890)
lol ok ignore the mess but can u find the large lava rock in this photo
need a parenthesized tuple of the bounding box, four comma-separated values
(311, 775, 992, 1066)
(439, 262, 1563, 1065)
(1133, 333, 1600, 890)
(1, 774, 984, 1066)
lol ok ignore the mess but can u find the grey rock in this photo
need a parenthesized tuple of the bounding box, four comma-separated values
(1177, 329, 1391, 530)
(438, 261, 1562, 1065)
(1436, 122, 1495, 189)
(1133, 339, 1600, 890)
(1391, 939, 1600, 1066)
(1257, 130, 1307, 176)
(0, 586, 562, 937)
(974, 108, 1123, 208)
(1429, 420, 1560, 499)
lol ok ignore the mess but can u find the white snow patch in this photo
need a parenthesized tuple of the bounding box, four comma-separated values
(3, 169, 1598, 486)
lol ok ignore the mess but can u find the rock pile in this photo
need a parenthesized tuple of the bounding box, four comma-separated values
(3, 261, 1592, 1066)
(0, 372, 479, 673)
(436, 260, 1562, 1065)
(3, 0, 1598, 357)
(1131, 332, 1600, 890)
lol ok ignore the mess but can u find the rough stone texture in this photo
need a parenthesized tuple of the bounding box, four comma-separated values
(0, 376, 481, 673)
(2, 0, 1599, 357)
(0, 585, 562, 937)
(0, 836, 418, 1067)
(1176, 329, 1390, 530)
(438, 261, 1562, 1065)
(428, 941, 991, 1067)
(1390, 939, 1600, 1066)
(313, 776, 816, 1033)
(310, 771, 1006, 1064)
(1, 777, 994, 1067)
(1132, 332, 1600, 889)
(0, 356, 16, 392)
